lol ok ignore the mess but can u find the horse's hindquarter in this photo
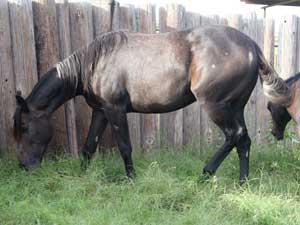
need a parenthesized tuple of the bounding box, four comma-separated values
(189, 26, 259, 107)
(94, 31, 196, 113)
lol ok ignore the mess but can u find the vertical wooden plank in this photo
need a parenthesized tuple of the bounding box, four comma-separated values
(185, 12, 201, 29)
(120, 4, 137, 32)
(159, 7, 167, 33)
(92, 0, 116, 150)
(69, 2, 94, 149)
(297, 18, 300, 73)
(92, 0, 112, 37)
(197, 15, 224, 147)
(253, 18, 265, 143)
(257, 19, 274, 143)
(278, 15, 299, 79)
(227, 14, 257, 141)
(182, 13, 201, 149)
(8, 0, 38, 97)
(8, 0, 38, 153)
(56, 0, 79, 155)
(135, 4, 159, 151)
(111, 1, 120, 30)
(244, 14, 259, 141)
(119, 4, 140, 150)
(0, 0, 16, 154)
(32, 0, 68, 152)
(159, 4, 185, 149)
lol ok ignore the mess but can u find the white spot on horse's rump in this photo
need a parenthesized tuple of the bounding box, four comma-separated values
(211, 64, 216, 69)
(248, 51, 253, 63)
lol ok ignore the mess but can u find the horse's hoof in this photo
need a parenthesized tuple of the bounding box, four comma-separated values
(239, 178, 247, 186)
(198, 171, 211, 183)
(126, 171, 136, 180)
(80, 159, 89, 171)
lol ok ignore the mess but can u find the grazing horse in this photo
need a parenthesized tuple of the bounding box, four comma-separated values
(268, 73, 300, 140)
(13, 26, 291, 183)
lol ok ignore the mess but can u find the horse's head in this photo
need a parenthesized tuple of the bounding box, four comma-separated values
(267, 101, 291, 140)
(13, 94, 53, 170)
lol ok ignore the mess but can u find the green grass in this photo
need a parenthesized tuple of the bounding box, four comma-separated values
(1, 144, 300, 225)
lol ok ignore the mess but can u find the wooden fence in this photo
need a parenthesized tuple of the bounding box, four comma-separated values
(1, 0, 300, 156)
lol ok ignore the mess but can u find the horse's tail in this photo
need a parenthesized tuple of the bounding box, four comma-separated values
(256, 43, 292, 106)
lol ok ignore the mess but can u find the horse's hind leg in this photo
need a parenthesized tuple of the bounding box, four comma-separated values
(81, 109, 108, 169)
(104, 107, 135, 178)
(203, 104, 251, 183)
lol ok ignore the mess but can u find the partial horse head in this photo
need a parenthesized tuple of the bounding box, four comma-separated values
(13, 93, 53, 170)
(267, 101, 291, 140)
(267, 73, 300, 140)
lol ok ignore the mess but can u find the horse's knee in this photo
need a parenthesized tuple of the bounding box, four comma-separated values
(236, 132, 251, 158)
(82, 144, 96, 159)
(119, 143, 132, 158)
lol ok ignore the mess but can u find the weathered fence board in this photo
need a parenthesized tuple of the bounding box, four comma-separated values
(92, 0, 118, 150)
(119, 4, 141, 149)
(278, 15, 299, 79)
(8, 0, 38, 153)
(0, 0, 16, 153)
(8, 0, 38, 97)
(258, 19, 275, 143)
(69, 2, 94, 149)
(32, 0, 68, 152)
(159, 4, 186, 149)
(136, 4, 160, 151)
(56, 0, 79, 155)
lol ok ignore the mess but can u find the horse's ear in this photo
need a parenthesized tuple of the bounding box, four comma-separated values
(16, 94, 29, 113)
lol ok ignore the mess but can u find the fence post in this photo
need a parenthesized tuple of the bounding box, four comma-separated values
(135, 4, 159, 151)
(0, 0, 16, 155)
(118, 4, 141, 150)
(159, 4, 185, 149)
(56, 0, 79, 156)
(278, 15, 299, 79)
(182, 12, 201, 148)
(32, 0, 69, 153)
(69, 2, 94, 149)
(257, 19, 275, 143)
(8, 0, 38, 154)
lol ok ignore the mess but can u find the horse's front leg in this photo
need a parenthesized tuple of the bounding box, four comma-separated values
(104, 107, 135, 178)
(81, 109, 108, 169)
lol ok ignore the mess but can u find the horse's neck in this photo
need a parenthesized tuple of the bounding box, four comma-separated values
(26, 67, 80, 114)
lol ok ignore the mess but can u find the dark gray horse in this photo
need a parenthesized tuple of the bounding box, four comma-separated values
(13, 26, 291, 183)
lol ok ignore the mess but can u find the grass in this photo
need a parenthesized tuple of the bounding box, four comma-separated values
(1, 144, 300, 225)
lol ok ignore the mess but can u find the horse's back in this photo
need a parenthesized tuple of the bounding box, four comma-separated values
(91, 26, 259, 113)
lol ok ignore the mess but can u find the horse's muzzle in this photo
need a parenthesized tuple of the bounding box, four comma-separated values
(271, 130, 283, 140)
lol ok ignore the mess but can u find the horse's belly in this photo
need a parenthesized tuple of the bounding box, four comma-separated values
(128, 76, 196, 113)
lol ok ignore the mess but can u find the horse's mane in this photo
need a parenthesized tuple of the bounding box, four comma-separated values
(56, 30, 128, 94)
